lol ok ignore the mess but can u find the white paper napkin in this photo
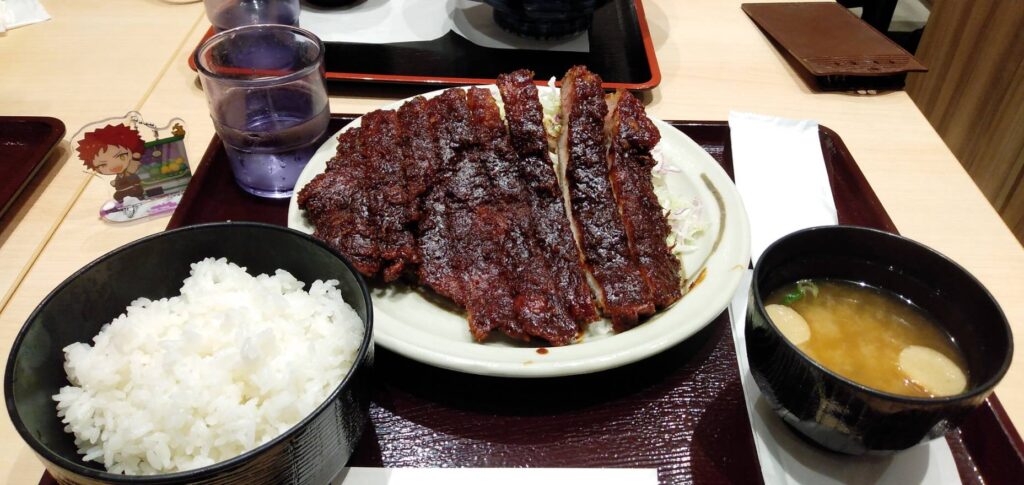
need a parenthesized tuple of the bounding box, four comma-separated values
(727, 112, 962, 484)
(300, 0, 589, 52)
(729, 111, 837, 263)
(0, 0, 49, 32)
(332, 467, 658, 484)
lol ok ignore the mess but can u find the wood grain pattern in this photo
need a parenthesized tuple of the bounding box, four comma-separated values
(0, 3, 209, 480)
(906, 0, 1024, 245)
(0, 0, 206, 315)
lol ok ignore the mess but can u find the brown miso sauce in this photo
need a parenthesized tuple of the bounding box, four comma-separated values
(765, 280, 968, 398)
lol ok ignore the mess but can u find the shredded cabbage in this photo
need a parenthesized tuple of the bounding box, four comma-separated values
(651, 148, 708, 256)
(539, 77, 562, 149)
(652, 145, 681, 175)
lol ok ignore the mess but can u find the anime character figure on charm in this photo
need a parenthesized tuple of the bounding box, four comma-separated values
(72, 113, 193, 222)
(77, 124, 147, 203)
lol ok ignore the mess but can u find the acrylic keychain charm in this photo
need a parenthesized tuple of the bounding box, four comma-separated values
(71, 112, 193, 222)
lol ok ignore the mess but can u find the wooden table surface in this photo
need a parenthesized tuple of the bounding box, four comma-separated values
(1, 0, 1021, 482)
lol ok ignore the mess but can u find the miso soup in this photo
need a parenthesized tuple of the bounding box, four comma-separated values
(765, 280, 969, 398)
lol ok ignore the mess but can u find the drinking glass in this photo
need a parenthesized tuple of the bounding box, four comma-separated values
(203, 0, 300, 32)
(195, 25, 330, 199)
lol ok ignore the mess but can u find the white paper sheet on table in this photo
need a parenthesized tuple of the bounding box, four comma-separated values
(332, 467, 659, 484)
(0, 0, 49, 32)
(729, 111, 837, 263)
(300, 0, 589, 52)
(727, 112, 962, 484)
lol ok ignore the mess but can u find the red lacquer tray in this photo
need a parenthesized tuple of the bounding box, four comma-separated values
(188, 0, 660, 90)
(40, 116, 1024, 484)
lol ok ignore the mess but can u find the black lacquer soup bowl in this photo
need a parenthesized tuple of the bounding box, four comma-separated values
(746, 225, 1012, 454)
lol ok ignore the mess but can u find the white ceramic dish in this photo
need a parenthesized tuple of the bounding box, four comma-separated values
(288, 86, 751, 377)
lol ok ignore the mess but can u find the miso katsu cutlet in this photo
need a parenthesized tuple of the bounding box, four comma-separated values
(297, 66, 683, 345)
(466, 86, 581, 345)
(356, 110, 420, 283)
(497, 70, 599, 328)
(297, 110, 420, 282)
(416, 88, 473, 306)
(436, 86, 524, 343)
(606, 90, 683, 309)
(560, 66, 655, 331)
(297, 129, 381, 278)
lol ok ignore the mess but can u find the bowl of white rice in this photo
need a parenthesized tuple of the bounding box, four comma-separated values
(5, 222, 374, 484)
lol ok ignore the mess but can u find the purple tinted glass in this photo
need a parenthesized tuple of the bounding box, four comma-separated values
(195, 25, 329, 199)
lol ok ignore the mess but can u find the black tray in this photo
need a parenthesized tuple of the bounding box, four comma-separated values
(0, 117, 65, 228)
(41, 115, 1024, 484)
(190, 0, 660, 90)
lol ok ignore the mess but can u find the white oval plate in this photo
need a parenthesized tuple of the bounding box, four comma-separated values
(288, 87, 751, 377)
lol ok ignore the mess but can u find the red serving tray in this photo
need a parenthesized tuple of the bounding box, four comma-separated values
(40, 116, 1024, 484)
(0, 117, 65, 228)
(188, 0, 661, 90)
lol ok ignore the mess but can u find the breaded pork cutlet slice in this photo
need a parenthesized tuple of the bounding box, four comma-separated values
(497, 70, 599, 330)
(605, 89, 682, 309)
(559, 66, 655, 331)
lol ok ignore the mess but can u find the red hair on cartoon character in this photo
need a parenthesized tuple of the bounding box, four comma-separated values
(76, 124, 145, 175)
